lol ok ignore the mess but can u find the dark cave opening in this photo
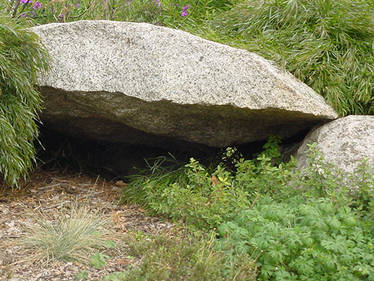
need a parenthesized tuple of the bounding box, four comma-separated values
(36, 125, 309, 181)
(36, 126, 217, 181)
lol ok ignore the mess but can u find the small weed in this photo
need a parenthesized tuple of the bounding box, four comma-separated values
(89, 252, 109, 270)
(74, 270, 88, 281)
(123, 137, 292, 230)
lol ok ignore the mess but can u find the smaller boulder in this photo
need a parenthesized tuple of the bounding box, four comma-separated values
(295, 115, 374, 174)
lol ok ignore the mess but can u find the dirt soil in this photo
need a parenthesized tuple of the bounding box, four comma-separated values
(0, 169, 172, 281)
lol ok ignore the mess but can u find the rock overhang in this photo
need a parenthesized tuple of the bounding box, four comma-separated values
(31, 20, 338, 148)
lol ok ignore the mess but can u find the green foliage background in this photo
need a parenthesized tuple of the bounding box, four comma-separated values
(123, 139, 374, 280)
(0, 14, 49, 186)
(209, 0, 374, 116)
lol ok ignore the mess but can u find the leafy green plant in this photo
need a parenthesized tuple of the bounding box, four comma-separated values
(217, 196, 374, 281)
(121, 229, 257, 281)
(234, 137, 295, 202)
(123, 157, 249, 230)
(210, 0, 374, 115)
(214, 142, 374, 280)
(23, 205, 113, 263)
(104, 240, 116, 249)
(0, 13, 49, 187)
(123, 137, 293, 230)
(124, 138, 374, 280)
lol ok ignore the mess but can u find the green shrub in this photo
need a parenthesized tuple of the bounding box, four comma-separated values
(122, 137, 294, 230)
(216, 142, 374, 280)
(123, 158, 249, 230)
(217, 196, 374, 281)
(124, 138, 374, 280)
(0, 14, 49, 187)
(210, 0, 374, 115)
(121, 229, 257, 281)
(234, 137, 295, 202)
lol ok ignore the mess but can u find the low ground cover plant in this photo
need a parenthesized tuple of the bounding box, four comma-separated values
(218, 196, 374, 280)
(123, 157, 250, 230)
(123, 138, 374, 280)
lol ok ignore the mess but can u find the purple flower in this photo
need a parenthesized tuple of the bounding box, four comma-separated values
(32, 1, 42, 9)
(180, 5, 190, 17)
(75, 3, 80, 8)
(154, 0, 161, 7)
(20, 0, 32, 4)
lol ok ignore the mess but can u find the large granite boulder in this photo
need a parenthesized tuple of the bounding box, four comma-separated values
(295, 115, 374, 174)
(31, 20, 337, 147)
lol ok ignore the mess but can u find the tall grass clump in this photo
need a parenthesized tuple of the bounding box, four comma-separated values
(0, 14, 49, 187)
(23, 205, 113, 263)
(211, 0, 374, 115)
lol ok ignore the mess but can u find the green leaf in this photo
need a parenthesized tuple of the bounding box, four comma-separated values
(104, 240, 116, 249)
(74, 270, 88, 281)
(89, 253, 109, 270)
(104, 272, 126, 281)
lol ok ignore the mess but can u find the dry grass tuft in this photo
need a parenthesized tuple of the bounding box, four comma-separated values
(22, 204, 114, 264)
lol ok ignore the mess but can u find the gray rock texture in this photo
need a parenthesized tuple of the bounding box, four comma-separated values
(295, 115, 374, 173)
(31, 20, 337, 147)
